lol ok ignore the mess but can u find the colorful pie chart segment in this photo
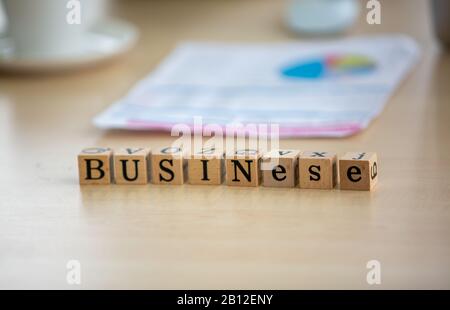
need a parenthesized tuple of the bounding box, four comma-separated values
(281, 54, 376, 79)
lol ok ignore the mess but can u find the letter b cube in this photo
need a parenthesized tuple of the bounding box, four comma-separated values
(78, 147, 113, 185)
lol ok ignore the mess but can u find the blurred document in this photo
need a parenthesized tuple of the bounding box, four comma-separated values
(94, 35, 419, 137)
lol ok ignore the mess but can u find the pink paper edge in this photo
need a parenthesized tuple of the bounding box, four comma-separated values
(124, 120, 363, 137)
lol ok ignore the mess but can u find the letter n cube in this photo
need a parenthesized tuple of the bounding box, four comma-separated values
(226, 149, 261, 187)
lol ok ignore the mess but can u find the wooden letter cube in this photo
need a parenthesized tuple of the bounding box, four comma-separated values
(188, 147, 225, 185)
(339, 152, 378, 191)
(151, 146, 186, 185)
(262, 149, 300, 187)
(299, 151, 337, 189)
(225, 149, 261, 187)
(78, 147, 113, 185)
(114, 148, 151, 185)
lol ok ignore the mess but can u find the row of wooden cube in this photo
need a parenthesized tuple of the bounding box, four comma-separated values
(78, 147, 378, 190)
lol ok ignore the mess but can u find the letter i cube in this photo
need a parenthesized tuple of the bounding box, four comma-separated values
(188, 147, 225, 185)
(78, 147, 113, 185)
(114, 148, 151, 184)
(299, 151, 337, 189)
(339, 152, 378, 191)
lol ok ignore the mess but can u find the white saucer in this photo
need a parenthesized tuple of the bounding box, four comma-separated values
(0, 19, 138, 73)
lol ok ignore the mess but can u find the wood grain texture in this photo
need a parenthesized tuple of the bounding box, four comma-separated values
(0, 0, 449, 290)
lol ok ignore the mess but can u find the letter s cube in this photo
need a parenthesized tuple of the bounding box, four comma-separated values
(151, 146, 186, 185)
(299, 151, 337, 189)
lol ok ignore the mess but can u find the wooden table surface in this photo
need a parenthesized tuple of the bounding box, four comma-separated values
(1, 0, 449, 289)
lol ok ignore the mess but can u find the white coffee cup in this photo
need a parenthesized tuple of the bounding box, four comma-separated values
(1, 0, 107, 59)
(286, 0, 360, 34)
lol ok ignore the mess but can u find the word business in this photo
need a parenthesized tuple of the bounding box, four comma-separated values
(78, 147, 378, 191)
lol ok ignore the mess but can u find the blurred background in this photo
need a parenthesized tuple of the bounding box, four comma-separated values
(0, 0, 446, 72)
(0, 0, 445, 138)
